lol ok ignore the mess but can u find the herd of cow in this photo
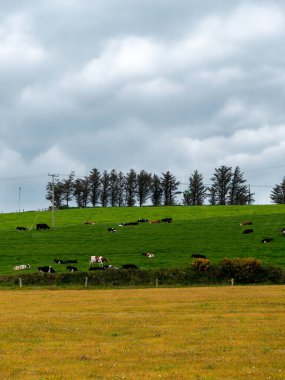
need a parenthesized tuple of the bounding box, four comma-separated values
(240, 220, 285, 243)
(14, 217, 284, 274)
(13, 256, 140, 273)
(14, 218, 170, 273)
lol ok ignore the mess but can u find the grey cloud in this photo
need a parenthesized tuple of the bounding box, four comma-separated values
(1, 1, 285, 211)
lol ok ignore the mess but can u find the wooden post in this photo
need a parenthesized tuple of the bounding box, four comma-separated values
(19, 277, 22, 288)
(231, 278, 234, 286)
(85, 277, 88, 288)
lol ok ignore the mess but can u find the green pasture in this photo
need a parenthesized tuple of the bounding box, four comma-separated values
(0, 205, 284, 275)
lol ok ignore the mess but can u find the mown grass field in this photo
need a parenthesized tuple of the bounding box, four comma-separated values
(0, 286, 284, 380)
(0, 205, 284, 275)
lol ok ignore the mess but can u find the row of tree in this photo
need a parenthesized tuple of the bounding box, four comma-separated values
(46, 165, 265, 208)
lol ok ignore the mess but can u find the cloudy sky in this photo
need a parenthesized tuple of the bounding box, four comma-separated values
(1, 0, 285, 212)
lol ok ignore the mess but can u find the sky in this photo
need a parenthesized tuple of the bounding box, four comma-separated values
(1, 0, 285, 212)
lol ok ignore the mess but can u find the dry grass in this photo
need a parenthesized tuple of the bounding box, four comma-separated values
(0, 286, 284, 379)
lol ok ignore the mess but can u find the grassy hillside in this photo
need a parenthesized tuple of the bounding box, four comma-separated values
(0, 205, 284, 275)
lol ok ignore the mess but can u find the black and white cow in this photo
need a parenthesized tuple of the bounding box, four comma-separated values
(54, 259, 78, 264)
(66, 266, 78, 272)
(107, 227, 117, 233)
(13, 264, 31, 271)
(119, 222, 139, 226)
(142, 252, 155, 258)
(160, 218, 173, 223)
(261, 238, 273, 243)
(38, 266, 55, 273)
(16, 226, 27, 231)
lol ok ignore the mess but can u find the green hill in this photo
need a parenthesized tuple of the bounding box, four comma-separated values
(0, 205, 284, 275)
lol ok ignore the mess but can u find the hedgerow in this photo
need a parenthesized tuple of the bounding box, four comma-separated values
(0, 260, 284, 288)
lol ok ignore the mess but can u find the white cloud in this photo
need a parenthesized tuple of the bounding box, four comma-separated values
(0, 13, 46, 67)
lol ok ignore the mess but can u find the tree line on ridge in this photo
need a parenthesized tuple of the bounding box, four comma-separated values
(45, 166, 285, 208)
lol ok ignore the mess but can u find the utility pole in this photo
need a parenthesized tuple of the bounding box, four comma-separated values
(18, 186, 21, 213)
(248, 184, 251, 205)
(48, 173, 59, 227)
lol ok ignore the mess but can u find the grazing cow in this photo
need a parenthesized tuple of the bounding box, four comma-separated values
(36, 223, 50, 230)
(243, 229, 254, 234)
(137, 218, 149, 223)
(121, 264, 139, 269)
(38, 266, 55, 273)
(119, 222, 139, 226)
(161, 218, 173, 223)
(261, 238, 273, 243)
(142, 252, 155, 258)
(191, 253, 207, 259)
(89, 256, 109, 266)
(54, 259, 78, 264)
(107, 227, 117, 233)
(240, 221, 253, 226)
(103, 264, 119, 269)
(149, 220, 161, 224)
(66, 266, 78, 272)
(16, 226, 27, 231)
(84, 220, 96, 225)
(13, 264, 31, 271)
(281, 228, 285, 236)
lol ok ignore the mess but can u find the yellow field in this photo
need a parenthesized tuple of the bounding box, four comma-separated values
(0, 286, 284, 380)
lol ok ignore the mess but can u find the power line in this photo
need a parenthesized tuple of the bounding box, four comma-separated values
(0, 174, 47, 181)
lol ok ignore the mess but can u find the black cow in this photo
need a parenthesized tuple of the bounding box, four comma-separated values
(66, 266, 78, 272)
(36, 223, 50, 230)
(191, 253, 207, 259)
(119, 222, 139, 226)
(261, 238, 273, 243)
(38, 266, 55, 273)
(107, 227, 117, 233)
(54, 259, 78, 264)
(137, 218, 149, 223)
(161, 218, 173, 223)
(121, 264, 139, 269)
(16, 226, 27, 231)
(243, 229, 254, 234)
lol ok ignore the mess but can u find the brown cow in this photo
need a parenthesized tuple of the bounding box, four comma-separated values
(240, 221, 253, 226)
